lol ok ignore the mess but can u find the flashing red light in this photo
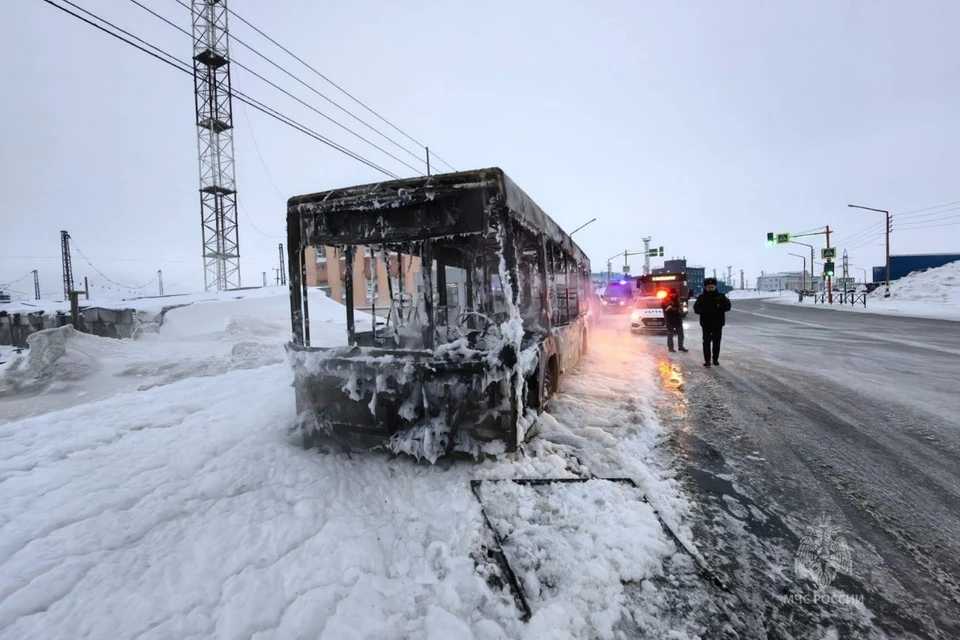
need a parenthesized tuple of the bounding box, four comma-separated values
(655, 289, 668, 299)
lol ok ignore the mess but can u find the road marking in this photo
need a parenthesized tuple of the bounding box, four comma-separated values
(731, 309, 827, 329)
(732, 309, 960, 356)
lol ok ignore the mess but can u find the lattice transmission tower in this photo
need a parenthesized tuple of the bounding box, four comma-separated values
(192, 0, 240, 291)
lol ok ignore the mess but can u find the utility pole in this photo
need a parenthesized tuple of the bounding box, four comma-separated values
(32, 270, 40, 300)
(641, 236, 652, 275)
(740, 269, 744, 290)
(726, 265, 733, 285)
(712, 268, 717, 280)
(824, 225, 833, 303)
(158, 270, 164, 296)
(262, 271, 267, 287)
(60, 230, 74, 301)
(278, 243, 287, 286)
(848, 204, 891, 297)
(841, 249, 849, 292)
(84, 276, 89, 300)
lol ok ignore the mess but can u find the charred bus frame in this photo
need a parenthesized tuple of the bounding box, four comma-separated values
(286, 168, 592, 461)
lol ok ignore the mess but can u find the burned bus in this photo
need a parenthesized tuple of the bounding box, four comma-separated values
(286, 168, 593, 462)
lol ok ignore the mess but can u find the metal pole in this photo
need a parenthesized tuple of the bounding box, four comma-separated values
(825, 225, 832, 303)
(847, 204, 891, 297)
(885, 212, 891, 297)
(641, 236, 651, 275)
(32, 270, 40, 300)
(426, 146, 431, 176)
(158, 270, 164, 296)
(569, 218, 597, 236)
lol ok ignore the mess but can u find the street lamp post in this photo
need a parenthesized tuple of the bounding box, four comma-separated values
(788, 252, 806, 292)
(848, 204, 891, 297)
(569, 217, 597, 236)
(789, 240, 815, 292)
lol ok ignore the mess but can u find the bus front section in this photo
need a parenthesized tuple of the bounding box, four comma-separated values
(285, 170, 545, 463)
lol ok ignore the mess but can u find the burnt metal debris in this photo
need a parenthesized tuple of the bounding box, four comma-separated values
(470, 476, 732, 623)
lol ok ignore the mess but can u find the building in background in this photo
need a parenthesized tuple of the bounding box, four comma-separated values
(756, 271, 822, 292)
(872, 253, 960, 284)
(304, 246, 421, 312)
(304, 247, 472, 317)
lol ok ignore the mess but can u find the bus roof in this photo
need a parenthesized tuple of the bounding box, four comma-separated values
(287, 167, 590, 267)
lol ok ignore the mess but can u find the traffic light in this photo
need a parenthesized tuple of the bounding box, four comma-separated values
(766, 232, 775, 246)
(824, 261, 835, 277)
(658, 246, 664, 257)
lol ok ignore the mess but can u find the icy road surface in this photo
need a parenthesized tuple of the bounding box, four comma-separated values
(653, 298, 960, 639)
(1, 291, 720, 639)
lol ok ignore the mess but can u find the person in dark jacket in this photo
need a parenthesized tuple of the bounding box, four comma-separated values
(662, 288, 688, 352)
(693, 278, 732, 366)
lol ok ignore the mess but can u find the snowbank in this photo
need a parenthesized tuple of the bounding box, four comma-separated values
(0, 289, 350, 420)
(726, 290, 780, 300)
(768, 260, 960, 321)
(0, 287, 696, 638)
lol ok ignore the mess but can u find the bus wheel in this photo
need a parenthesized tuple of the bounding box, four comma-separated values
(543, 355, 558, 403)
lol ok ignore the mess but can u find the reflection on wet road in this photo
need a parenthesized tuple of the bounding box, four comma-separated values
(626, 298, 960, 639)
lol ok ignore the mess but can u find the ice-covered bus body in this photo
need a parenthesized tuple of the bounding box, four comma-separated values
(286, 168, 593, 462)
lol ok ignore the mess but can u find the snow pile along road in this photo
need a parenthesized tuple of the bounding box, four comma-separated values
(868, 259, 960, 303)
(768, 259, 960, 320)
(0, 291, 698, 638)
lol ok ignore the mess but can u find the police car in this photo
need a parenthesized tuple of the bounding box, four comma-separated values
(630, 295, 668, 332)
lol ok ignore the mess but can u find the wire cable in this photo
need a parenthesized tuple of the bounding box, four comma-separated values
(163, 0, 452, 173)
(71, 239, 159, 291)
(40, 0, 401, 179)
(0, 272, 34, 289)
(132, 0, 424, 175)
(217, 0, 457, 171)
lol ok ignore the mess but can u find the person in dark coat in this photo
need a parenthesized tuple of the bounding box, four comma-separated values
(662, 288, 687, 352)
(693, 278, 732, 366)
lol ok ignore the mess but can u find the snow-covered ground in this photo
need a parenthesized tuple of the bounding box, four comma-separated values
(0, 290, 698, 638)
(767, 260, 960, 321)
(0, 286, 295, 320)
(725, 289, 777, 300)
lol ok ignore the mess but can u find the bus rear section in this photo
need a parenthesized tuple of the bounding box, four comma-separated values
(285, 167, 592, 462)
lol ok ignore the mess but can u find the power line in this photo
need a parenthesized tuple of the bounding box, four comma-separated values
(238, 98, 285, 199)
(895, 205, 960, 223)
(40, 0, 401, 179)
(238, 200, 283, 239)
(834, 220, 885, 246)
(897, 211, 960, 227)
(896, 219, 960, 232)
(232, 64, 424, 175)
(71, 239, 159, 290)
(896, 199, 960, 218)
(140, 0, 425, 175)
(217, 1, 458, 172)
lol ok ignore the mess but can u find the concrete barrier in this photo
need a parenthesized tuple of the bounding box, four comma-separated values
(0, 306, 139, 348)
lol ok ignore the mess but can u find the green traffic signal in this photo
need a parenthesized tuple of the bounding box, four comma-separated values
(766, 232, 775, 246)
(824, 261, 835, 277)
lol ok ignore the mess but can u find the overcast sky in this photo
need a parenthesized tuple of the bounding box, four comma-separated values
(2, 0, 959, 298)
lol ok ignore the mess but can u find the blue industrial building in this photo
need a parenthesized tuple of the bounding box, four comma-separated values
(872, 253, 960, 283)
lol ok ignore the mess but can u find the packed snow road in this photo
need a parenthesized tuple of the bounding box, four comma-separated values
(0, 291, 724, 639)
(650, 297, 960, 639)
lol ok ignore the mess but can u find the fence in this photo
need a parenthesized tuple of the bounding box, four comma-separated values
(805, 291, 867, 307)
